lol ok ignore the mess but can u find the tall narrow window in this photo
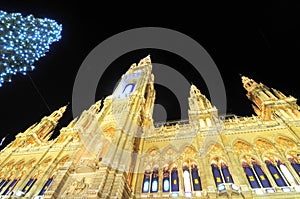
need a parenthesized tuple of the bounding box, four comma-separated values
(277, 160, 297, 186)
(252, 161, 271, 188)
(38, 177, 53, 196)
(221, 162, 234, 183)
(142, 170, 151, 193)
(0, 179, 10, 192)
(0, 179, 6, 189)
(288, 157, 300, 177)
(2, 178, 20, 195)
(211, 163, 223, 186)
(182, 163, 192, 194)
(242, 161, 260, 188)
(171, 166, 179, 192)
(162, 167, 170, 192)
(22, 177, 37, 194)
(265, 160, 287, 187)
(191, 163, 202, 191)
(150, 167, 159, 193)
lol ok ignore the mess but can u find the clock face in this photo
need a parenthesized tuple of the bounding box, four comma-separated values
(113, 69, 143, 99)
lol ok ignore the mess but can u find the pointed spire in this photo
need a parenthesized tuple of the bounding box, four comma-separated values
(49, 104, 68, 122)
(189, 84, 212, 111)
(188, 84, 218, 129)
(130, 55, 152, 69)
(89, 99, 102, 114)
(190, 84, 202, 95)
(138, 55, 151, 67)
(240, 76, 300, 120)
(241, 76, 258, 92)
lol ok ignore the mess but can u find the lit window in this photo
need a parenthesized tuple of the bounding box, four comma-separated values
(277, 160, 298, 186)
(171, 166, 179, 192)
(242, 161, 260, 188)
(2, 178, 20, 196)
(150, 167, 159, 193)
(38, 177, 54, 196)
(252, 160, 271, 188)
(162, 167, 170, 192)
(288, 157, 300, 177)
(142, 170, 151, 193)
(22, 177, 37, 194)
(211, 163, 223, 187)
(221, 162, 233, 183)
(265, 160, 287, 187)
(191, 163, 202, 191)
(182, 164, 192, 193)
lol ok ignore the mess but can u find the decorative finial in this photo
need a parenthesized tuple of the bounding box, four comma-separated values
(190, 84, 200, 94)
(58, 104, 68, 114)
(138, 55, 152, 66)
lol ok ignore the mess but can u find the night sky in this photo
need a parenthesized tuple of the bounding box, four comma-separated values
(0, 1, 300, 149)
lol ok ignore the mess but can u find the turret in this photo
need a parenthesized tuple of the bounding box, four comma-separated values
(7, 105, 67, 148)
(102, 55, 154, 133)
(88, 100, 102, 114)
(241, 76, 300, 120)
(33, 105, 67, 140)
(96, 56, 155, 185)
(188, 84, 218, 129)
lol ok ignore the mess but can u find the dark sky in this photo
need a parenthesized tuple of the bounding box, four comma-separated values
(0, 1, 300, 148)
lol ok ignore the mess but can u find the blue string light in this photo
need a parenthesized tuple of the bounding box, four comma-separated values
(0, 10, 62, 87)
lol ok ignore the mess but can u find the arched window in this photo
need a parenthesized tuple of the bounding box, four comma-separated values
(38, 175, 54, 196)
(0, 178, 9, 192)
(252, 160, 271, 188)
(171, 166, 179, 192)
(142, 170, 151, 193)
(0, 179, 6, 189)
(288, 156, 300, 177)
(211, 163, 223, 187)
(182, 162, 192, 194)
(211, 159, 235, 191)
(265, 159, 287, 187)
(2, 174, 22, 196)
(221, 162, 234, 183)
(0, 173, 13, 193)
(191, 163, 202, 191)
(242, 161, 260, 188)
(162, 166, 170, 192)
(150, 167, 159, 193)
(21, 174, 39, 194)
(122, 83, 136, 95)
(276, 159, 298, 186)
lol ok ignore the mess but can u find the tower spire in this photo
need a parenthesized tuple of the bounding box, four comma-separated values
(34, 104, 68, 141)
(188, 84, 218, 129)
(49, 104, 67, 122)
(5, 105, 68, 148)
(241, 76, 300, 120)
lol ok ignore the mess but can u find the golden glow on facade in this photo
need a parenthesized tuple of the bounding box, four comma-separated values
(1, 56, 300, 198)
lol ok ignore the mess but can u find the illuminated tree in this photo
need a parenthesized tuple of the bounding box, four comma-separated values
(0, 10, 62, 87)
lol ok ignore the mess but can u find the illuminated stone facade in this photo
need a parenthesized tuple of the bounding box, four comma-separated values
(1, 56, 300, 198)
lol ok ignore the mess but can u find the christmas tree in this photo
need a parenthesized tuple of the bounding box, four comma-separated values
(0, 10, 62, 87)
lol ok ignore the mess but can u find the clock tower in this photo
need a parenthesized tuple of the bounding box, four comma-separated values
(97, 55, 156, 197)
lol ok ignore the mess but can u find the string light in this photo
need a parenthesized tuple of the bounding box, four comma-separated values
(0, 10, 62, 87)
